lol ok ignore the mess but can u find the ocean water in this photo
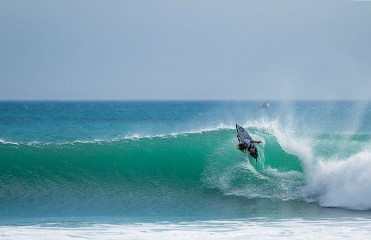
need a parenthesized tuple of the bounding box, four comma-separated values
(1, 100, 371, 239)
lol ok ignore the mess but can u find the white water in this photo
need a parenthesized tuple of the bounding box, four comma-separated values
(246, 120, 371, 210)
(308, 149, 371, 210)
(1, 218, 371, 240)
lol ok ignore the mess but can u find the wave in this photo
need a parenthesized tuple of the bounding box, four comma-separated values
(0, 139, 18, 145)
(1, 121, 371, 218)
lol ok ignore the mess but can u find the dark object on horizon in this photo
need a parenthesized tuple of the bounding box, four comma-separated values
(260, 102, 270, 108)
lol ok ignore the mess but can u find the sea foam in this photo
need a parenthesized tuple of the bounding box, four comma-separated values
(308, 149, 371, 210)
(250, 119, 371, 210)
(1, 218, 371, 240)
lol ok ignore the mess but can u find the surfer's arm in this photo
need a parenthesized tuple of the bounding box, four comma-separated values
(251, 140, 262, 144)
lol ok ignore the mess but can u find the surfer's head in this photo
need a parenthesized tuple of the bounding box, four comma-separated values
(237, 143, 246, 150)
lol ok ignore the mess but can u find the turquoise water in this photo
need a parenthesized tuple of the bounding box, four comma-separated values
(1, 101, 371, 238)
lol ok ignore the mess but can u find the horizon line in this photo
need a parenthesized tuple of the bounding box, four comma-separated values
(0, 98, 370, 102)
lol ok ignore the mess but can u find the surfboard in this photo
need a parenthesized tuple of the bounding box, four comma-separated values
(236, 124, 251, 141)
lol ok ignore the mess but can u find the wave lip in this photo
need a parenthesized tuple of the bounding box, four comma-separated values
(0, 139, 18, 145)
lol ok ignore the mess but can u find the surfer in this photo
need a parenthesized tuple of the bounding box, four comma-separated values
(236, 123, 262, 161)
(237, 136, 261, 159)
(236, 124, 262, 161)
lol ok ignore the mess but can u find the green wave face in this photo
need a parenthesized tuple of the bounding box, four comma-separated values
(0, 128, 305, 217)
(1, 127, 370, 217)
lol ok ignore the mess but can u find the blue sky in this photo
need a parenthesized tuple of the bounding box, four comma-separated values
(0, 0, 370, 100)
